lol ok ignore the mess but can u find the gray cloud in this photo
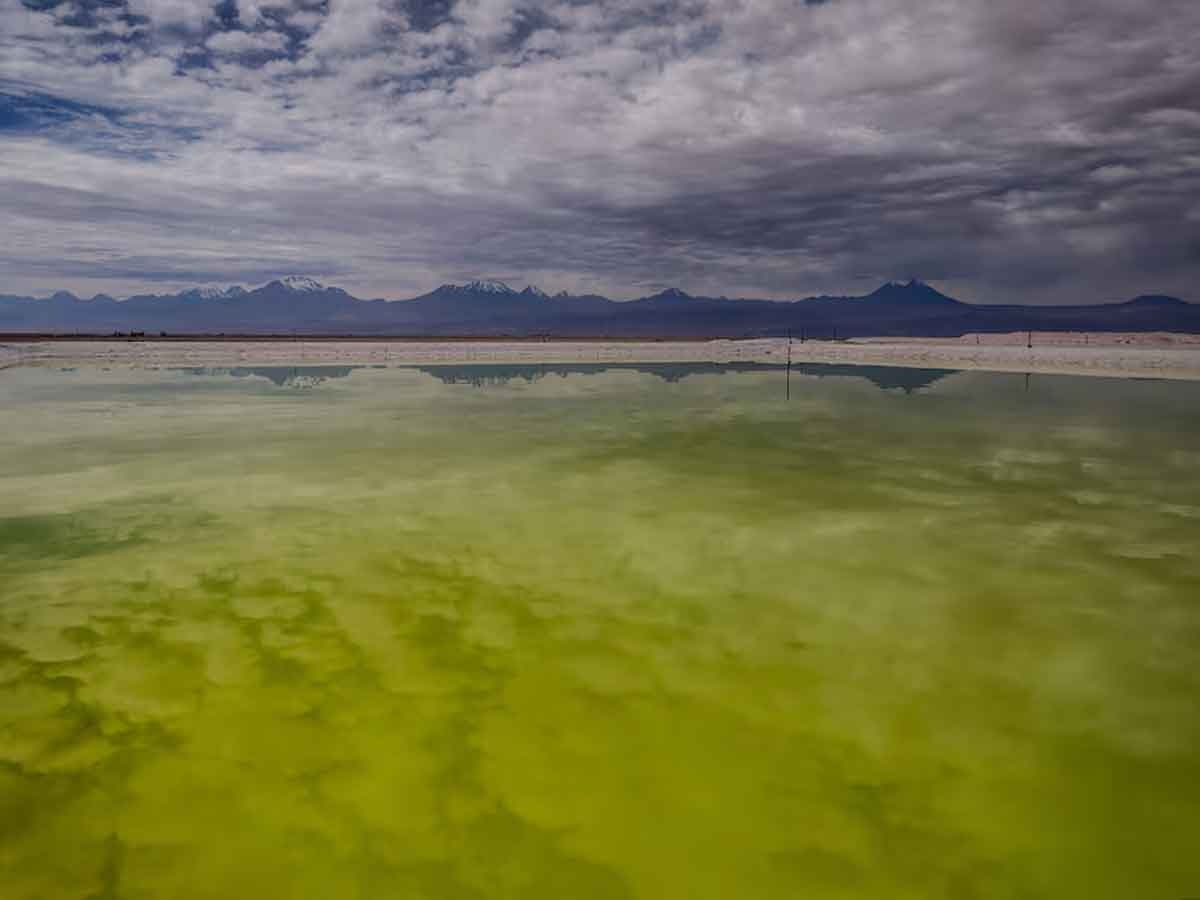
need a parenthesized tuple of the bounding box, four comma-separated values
(1, 0, 1198, 301)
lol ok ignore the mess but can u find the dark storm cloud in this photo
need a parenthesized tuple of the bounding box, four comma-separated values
(1, 0, 1198, 300)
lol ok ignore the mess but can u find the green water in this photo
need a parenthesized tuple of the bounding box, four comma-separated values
(1, 361, 1198, 900)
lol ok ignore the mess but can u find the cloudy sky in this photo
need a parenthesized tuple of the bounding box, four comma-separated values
(2, 0, 1198, 302)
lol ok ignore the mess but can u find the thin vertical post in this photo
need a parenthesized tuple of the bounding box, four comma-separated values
(786, 330, 792, 400)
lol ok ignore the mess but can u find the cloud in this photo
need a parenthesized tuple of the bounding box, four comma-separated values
(306, 0, 410, 55)
(206, 28, 289, 54)
(125, 0, 218, 30)
(1, 0, 1198, 301)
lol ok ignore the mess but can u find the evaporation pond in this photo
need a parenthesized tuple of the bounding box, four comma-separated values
(1, 361, 1198, 899)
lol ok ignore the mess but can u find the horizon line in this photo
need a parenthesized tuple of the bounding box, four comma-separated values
(6, 278, 1191, 308)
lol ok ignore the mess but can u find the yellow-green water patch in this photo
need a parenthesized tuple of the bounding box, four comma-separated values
(1, 363, 1198, 899)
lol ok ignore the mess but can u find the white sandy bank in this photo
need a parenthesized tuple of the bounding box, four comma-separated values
(2, 333, 1199, 380)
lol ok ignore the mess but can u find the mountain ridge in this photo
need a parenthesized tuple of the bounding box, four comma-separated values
(1, 277, 1195, 337)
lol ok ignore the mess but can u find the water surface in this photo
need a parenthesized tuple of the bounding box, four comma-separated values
(1, 362, 1198, 899)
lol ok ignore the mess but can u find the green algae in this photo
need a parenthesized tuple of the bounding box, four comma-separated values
(0, 363, 1198, 899)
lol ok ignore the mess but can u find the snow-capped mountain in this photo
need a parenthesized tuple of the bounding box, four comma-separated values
(461, 280, 516, 294)
(521, 285, 549, 298)
(632, 287, 694, 306)
(274, 276, 326, 292)
(184, 285, 246, 300)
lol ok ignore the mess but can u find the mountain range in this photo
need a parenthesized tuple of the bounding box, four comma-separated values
(2, 276, 1196, 337)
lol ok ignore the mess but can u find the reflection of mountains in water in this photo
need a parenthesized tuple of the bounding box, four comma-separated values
(173, 362, 957, 393)
(419, 362, 781, 385)
(418, 362, 957, 393)
(172, 365, 384, 388)
(792, 363, 958, 393)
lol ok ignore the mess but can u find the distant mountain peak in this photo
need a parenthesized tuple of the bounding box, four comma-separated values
(185, 285, 243, 299)
(275, 276, 326, 292)
(643, 287, 692, 301)
(521, 285, 548, 298)
(462, 279, 516, 294)
(1124, 294, 1187, 307)
(865, 279, 960, 306)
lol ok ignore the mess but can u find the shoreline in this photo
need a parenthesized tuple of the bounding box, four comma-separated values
(4, 333, 1200, 381)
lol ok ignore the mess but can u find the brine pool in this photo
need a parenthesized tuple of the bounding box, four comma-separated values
(1, 360, 1198, 899)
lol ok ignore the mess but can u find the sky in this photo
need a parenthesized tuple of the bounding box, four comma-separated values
(2, 0, 1198, 303)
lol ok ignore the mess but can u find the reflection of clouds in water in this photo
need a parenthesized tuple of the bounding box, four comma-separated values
(0, 367, 1198, 898)
(2, 535, 642, 897)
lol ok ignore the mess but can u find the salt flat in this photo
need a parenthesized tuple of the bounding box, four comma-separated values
(3, 332, 1200, 379)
